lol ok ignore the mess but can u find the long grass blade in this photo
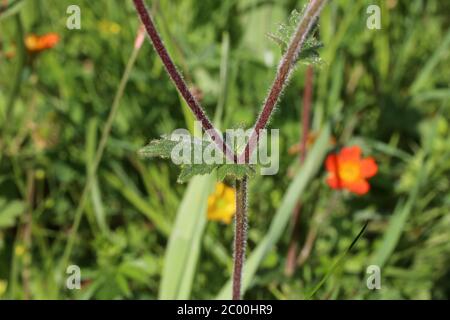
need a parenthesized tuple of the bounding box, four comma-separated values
(306, 221, 369, 299)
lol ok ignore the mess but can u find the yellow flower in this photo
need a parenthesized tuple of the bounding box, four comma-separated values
(99, 20, 121, 35)
(15, 244, 26, 257)
(207, 183, 236, 224)
(0, 280, 7, 297)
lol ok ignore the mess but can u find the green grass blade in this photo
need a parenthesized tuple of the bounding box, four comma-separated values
(306, 221, 369, 299)
(103, 171, 171, 236)
(410, 29, 450, 94)
(371, 117, 437, 268)
(0, 0, 25, 21)
(86, 119, 109, 236)
(371, 156, 424, 268)
(158, 174, 214, 299)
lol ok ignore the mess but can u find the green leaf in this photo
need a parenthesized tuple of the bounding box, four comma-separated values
(139, 136, 256, 183)
(178, 164, 218, 183)
(115, 273, 131, 298)
(268, 9, 323, 65)
(216, 164, 256, 181)
(118, 256, 158, 284)
(0, 0, 25, 22)
(371, 154, 425, 268)
(370, 118, 437, 269)
(139, 135, 223, 164)
(306, 221, 369, 299)
(0, 200, 25, 228)
(410, 29, 450, 94)
(138, 138, 180, 159)
(86, 118, 110, 236)
(103, 171, 171, 236)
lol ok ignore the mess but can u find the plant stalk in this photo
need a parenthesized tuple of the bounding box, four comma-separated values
(132, 0, 236, 163)
(239, 0, 327, 163)
(232, 177, 248, 300)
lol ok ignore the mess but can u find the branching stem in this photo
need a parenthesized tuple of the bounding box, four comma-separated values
(132, 0, 236, 162)
(132, 0, 329, 301)
(239, 0, 327, 163)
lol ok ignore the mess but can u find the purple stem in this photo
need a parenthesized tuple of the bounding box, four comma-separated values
(238, 0, 327, 163)
(232, 177, 248, 300)
(133, 0, 236, 162)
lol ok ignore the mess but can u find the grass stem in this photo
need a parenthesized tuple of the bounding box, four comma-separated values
(132, 0, 236, 163)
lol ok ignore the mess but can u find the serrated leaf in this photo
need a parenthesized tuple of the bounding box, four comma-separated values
(138, 138, 180, 159)
(177, 164, 219, 183)
(140, 135, 257, 183)
(268, 9, 323, 66)
(138, 135, 218, 163)
(216, 164, 256, 181)
(270, 9, 302, 47)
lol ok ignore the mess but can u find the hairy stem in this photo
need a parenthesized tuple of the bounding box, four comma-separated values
(239, 0, 327, 163)
(233, 177, 248, 300)
(132, 0, 236, 162)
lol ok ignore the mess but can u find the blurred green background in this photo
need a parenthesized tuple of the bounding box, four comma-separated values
(0, 0, 449, 299)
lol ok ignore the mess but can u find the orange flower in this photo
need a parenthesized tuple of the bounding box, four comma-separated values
(25, 33, 59, 53)
(325, 146, 378, 195)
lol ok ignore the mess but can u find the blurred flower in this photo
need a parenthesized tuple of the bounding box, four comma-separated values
(325, 145, 378, 195)
(5, 49, 16, 59)
(15, 244, 26, 256)
(30, 112, 60, 151)
(25, 33, 59, 53)
(1, 44, 16, 59)
(207, 183, 236, 224)
(99, 20, 121, 35)
(387, 0, 398, 9)
(35, 169, 46, 180)
(0, 280, 7, 297)
(190, 86, 204, 103)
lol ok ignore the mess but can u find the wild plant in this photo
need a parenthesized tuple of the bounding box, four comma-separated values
(133, 0, 328, 300)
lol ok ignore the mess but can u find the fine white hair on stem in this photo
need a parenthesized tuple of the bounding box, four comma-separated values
(239, 0, 327, 163)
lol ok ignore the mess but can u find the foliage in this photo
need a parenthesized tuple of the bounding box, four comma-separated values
(138, 136, 255, 183)
(0, 0, 449, 300)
